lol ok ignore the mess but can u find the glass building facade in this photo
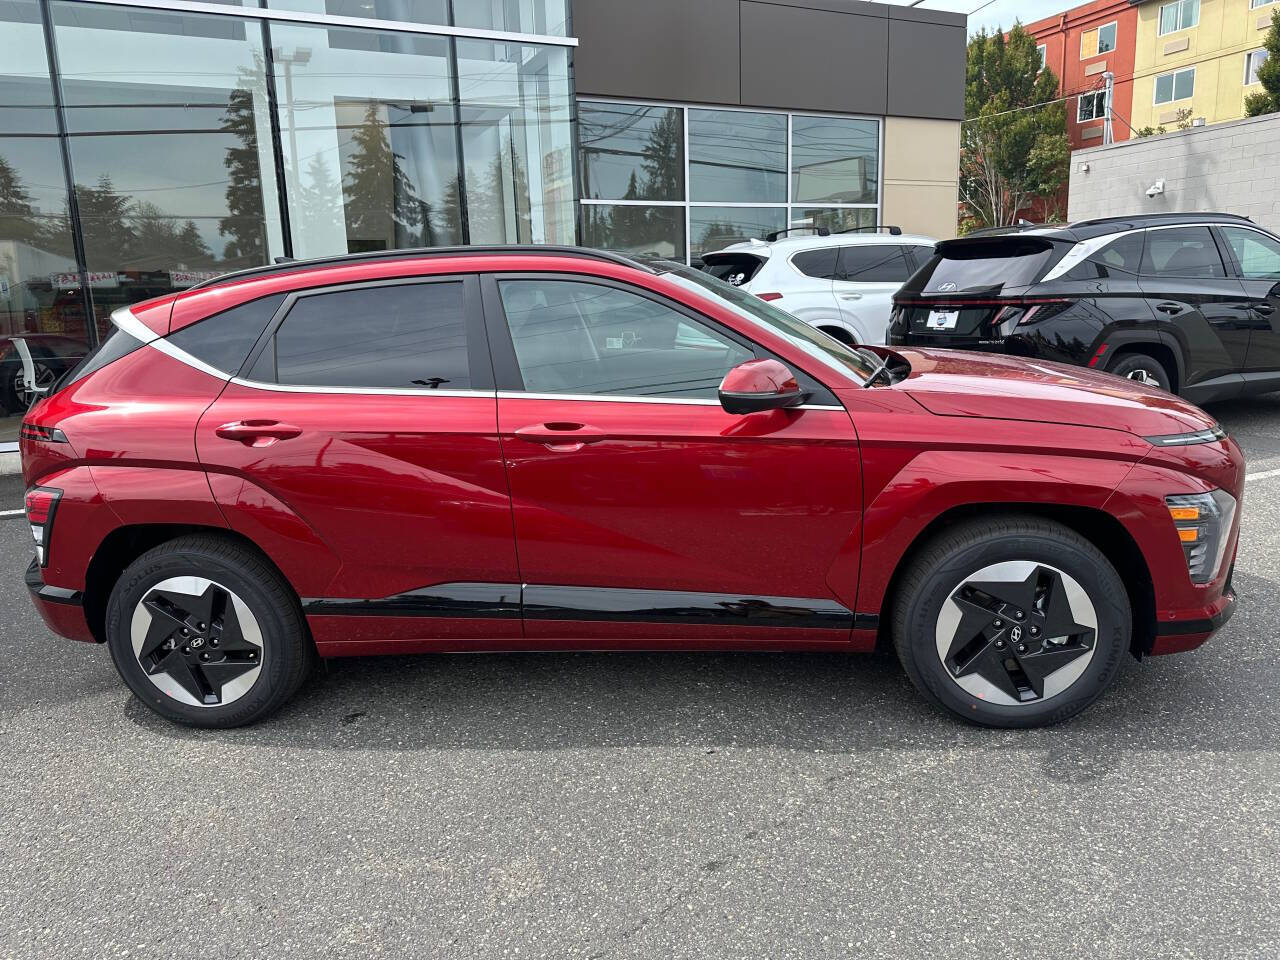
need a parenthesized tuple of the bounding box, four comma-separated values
(0, 0, 889, 441)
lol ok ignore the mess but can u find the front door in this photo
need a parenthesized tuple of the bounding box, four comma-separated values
(483, 273, 863, 646)
(196, 274, 522, 642)
(1219, 225, 1280, 380)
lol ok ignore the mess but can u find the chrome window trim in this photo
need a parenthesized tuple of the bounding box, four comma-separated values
(109, 307, 158, 345)
(150, 338, 233, 382)
(229, 377, 495, 398)
(498, 390, 843, 411)
(60, 0, 578, 46)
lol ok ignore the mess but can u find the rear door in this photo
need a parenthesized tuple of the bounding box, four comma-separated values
(1138, 226, 1252, 392)
(483, 272, 862, 646)
(196, 274, 522, 642)
(1218, 224, 1280, 381)
(832, 244, 916, 343)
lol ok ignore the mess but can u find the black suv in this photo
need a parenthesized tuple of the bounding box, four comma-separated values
(888, 213, 1280, 404)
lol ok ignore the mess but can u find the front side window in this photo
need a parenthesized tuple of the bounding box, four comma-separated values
(267, 281, 471, 389)
(497, 279, 753, 399)
(1140, 228, 1226, 279)
(1159, 0, 1199, 35)
(1078, 91, 1108, 122)
(1221, 227, 1280, 280)
(1155, 68, 1196, 105)
(1246, 50, 1269, 86)
(836, 245, 914, 284)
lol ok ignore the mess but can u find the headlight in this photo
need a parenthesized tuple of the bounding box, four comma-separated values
(1165, 490, 1237, 584)
(1146, 425, 1227, 446)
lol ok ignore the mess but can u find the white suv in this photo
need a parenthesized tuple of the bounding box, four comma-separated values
(700, 229, 937, 345)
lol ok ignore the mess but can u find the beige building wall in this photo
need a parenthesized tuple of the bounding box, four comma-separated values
(881, 116, 961, 240)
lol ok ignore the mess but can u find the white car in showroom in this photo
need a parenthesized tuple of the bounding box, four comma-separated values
(700, 228, 937, 345)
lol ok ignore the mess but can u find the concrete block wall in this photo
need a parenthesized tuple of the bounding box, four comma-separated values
(1067, 113, 1280, 231)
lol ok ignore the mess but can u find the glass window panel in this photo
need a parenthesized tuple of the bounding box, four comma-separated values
(577, 101, 684, 202)
(1174, 69, 1195, 101)
(791, 115, 879, 205)
(835, 244, 913, 283)
(53, 1, 285, 336)
(1221, 227, 1280, 280)
(1154, 73, 1175, 104)
(268, 23, 461, 258)
(1140, 227, 1225, 278)
(273, 281, 471, 388)
(0, 0, 58, 134)
(791, 248, 839, 280)
(454, 0, 569, 37)
(688, 109, 786, 203)
(1097, 23, 1116, 54)
(456, 39, 574, 245)
(689, 207, 787, 260)
(790, 207, 876, 235)
(497, 278, 752, 398)
(167, 293, 286, 375)
(267, 0, 448, 25)
(580, 204, 684, 260)
(1247, 51, 1268, 86)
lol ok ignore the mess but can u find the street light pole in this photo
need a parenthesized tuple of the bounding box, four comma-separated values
(1103, 71, 1115, 146)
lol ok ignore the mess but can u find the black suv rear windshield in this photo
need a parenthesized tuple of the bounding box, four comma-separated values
(909, 237, 1063, 295)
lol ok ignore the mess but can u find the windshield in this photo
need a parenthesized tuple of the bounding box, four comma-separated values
(658, 261, 880, 383)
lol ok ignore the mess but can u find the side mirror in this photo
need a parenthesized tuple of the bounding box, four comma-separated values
(719, 358, 810, 415)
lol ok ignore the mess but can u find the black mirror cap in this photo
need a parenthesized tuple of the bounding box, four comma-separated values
(718, 388, 810, 416)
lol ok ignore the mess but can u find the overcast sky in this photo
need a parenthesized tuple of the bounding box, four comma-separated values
(876, 0, 1072, 34)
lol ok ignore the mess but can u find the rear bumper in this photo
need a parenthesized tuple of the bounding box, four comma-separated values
(25, 559, 96, 644)
(1149, 584, 1236, 656)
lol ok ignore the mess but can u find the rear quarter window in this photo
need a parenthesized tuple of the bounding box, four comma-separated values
(166, 294, 286, 375)
(790, 248, 839, 280)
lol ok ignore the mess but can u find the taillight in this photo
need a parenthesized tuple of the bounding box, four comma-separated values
(24, 486, 62, 567)
(756, 292, 784, 302)
(19, 423, 68, 443)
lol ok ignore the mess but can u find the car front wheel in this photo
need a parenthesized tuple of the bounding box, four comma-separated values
(105, 535, 313, 727)
(892, 516, 1130, 728)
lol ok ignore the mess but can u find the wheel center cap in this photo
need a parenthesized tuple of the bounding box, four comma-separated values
(189, 636, 206, 649)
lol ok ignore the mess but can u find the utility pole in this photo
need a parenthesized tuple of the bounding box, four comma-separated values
(1103, 71, 1115, 145)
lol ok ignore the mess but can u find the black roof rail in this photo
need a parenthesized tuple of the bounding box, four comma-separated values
(836, 224, 904, 236)
(764, 227, 830, 242)
(1070, 212, 1254, 228)
(188, 245, 656, 291)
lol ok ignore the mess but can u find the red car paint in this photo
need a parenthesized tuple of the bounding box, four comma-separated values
(20, 251, 1242, 663)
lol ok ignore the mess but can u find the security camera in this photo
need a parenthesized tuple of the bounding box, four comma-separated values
(1146, 180, 1166, 199)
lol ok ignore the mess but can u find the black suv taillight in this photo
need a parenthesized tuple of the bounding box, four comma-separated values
(25, 486, 62, 567)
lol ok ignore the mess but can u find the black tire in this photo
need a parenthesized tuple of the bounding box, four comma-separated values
(892, 516, 1130, 728)
(1107, 352, 1172, 392)
(105, 535, 314, 728)
(818, 325, 856, 346)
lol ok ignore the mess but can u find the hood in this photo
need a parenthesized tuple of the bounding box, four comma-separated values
(894, 348, 1216, 438)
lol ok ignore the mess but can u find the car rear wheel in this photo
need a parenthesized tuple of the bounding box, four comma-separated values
(892, 516, 1130, 728)
(1108, 353, 1172, 392)
(105, 535, 313, 727)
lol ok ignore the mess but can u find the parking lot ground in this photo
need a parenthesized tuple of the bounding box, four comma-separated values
(1, 397, 1278, 960)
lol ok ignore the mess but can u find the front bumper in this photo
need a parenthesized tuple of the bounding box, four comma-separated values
(25, 558, 96, 643)
(1149, 580, 1236, 656)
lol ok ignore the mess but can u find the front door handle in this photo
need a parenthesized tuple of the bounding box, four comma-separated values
(839, 293, 863, 301)
(1255, 303, 1276, 316)
(514, 422, 607, 452)
(1155, 302, 1184, 315)
(215, 420, 302, 446)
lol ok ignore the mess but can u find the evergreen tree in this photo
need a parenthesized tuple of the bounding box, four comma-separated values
(0, 155, 39, 245)
(219, 87, 267, 264)
(342, 102, 421, 252)
(641, 109, 683, 200)
(1245, 10, 1280, 118)
(961, 25, 1070, 230)
(295, 153, 343, 245)
(75, 175, 134, 270)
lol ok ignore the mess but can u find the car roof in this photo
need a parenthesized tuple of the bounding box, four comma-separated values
(959, 212, 1257, 245)
(713, 232, 938, 258)
(189, 245, 656, 292)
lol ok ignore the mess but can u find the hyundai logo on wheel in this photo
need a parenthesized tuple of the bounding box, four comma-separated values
(1010, 625, 1023, 643)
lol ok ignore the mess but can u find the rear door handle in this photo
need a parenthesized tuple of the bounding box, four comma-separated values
(1256, 303, 1276, 316)
(215, 420, 302, 446)
(514, 422, 607, 452)
(1155, 302, 1184, 315)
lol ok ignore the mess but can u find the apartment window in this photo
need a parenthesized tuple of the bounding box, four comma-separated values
(1154, 67, 1196, 105)
(1158, 0, 1199, 36)
(1251, 0, 1278, 10)
(1082, 22, 1117, 58)
(1246, 50, 1269, 86)
(1037, 44, 1047, 71)
(1078, 91, 1108, 122)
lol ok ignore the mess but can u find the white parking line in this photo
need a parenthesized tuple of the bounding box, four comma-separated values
(1246, 468, 1280, 483)
(0, 508, 25, 517)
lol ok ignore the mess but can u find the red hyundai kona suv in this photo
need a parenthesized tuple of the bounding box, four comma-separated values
(20, 247, 1243, 729)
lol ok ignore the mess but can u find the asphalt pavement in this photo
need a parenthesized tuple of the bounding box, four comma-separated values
(1, 397, 1278, 959)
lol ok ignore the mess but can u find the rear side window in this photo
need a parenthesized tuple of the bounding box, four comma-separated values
(915, 238, 1059, 294)
(836, 245, 914, 283)
(791, 248, 839, 280)
(167, 294, 285, 375)
(700, 253, 766, 287)
(1140, 227, 1226, 279)
(266, 281, 471, 390)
